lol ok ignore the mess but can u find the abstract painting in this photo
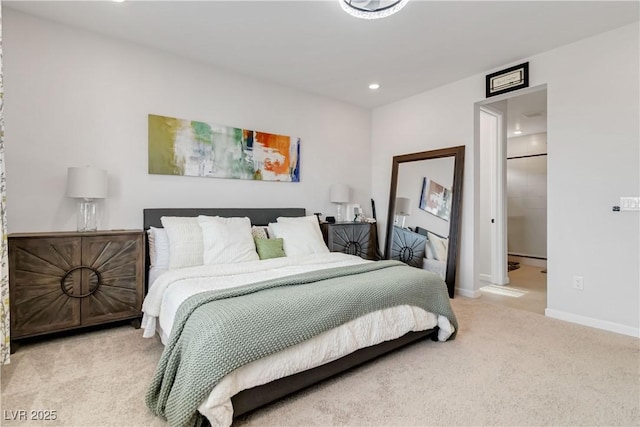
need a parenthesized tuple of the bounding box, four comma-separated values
(419, 177, 452, 221)
(148, 114, 300, 182)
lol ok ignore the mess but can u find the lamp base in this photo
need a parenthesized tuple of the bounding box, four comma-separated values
(336, 204, 343, 222)
(77, 198, 98, 232)
(394, 215, 407, 228)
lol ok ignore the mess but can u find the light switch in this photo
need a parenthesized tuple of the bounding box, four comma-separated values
(620, 197, 640, 211)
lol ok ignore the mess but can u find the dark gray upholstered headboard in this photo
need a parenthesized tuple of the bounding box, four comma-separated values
(143, 208, 306, 230)
(414, 226, 446, 240)
(142, 208, 306, 291)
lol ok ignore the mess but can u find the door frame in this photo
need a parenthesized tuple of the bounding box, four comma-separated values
(473, 84, 548, 293)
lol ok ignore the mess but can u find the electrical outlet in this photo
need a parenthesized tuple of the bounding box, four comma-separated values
(620, 197, 640, 211)
(572, 276, 584, 290)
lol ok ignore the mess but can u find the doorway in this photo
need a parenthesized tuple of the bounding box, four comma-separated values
(476, 88, 548, 315)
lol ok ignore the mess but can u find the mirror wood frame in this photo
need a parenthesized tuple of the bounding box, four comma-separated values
(384, 146, 465, 298)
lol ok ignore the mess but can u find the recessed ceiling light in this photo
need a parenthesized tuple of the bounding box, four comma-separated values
(513, 130, 523, 135)
(369, 83, 380, 90)
(113, 0, 125, 3)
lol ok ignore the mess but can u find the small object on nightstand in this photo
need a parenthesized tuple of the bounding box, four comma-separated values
(326, 216, 336, 224)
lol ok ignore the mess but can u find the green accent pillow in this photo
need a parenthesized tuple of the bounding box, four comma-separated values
(254, 238, 286, 260)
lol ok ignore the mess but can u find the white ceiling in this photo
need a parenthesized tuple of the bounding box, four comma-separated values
(6, 1, 639, 109)
(506, 90, 547, 137)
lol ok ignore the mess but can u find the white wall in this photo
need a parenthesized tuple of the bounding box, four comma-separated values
(3, 9, 372, 232)
(372, 23, 639, 336)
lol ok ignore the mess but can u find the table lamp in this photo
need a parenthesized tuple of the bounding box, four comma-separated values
(330, 184, 350, 222)
(395, 197, 412, 228)
(67, 166, 107, 232)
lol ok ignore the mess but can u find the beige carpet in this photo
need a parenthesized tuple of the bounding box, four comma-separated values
(2, 297, 638, 426)
(480, 265, 547, 315)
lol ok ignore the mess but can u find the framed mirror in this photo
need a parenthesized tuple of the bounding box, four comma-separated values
(384, 146, 465, 298)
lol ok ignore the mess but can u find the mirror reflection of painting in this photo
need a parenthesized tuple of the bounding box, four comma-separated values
(419, 177, 452, 221)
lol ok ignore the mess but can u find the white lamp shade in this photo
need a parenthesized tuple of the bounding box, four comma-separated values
(330, 184, 350, 203)
(67, 166, 107, 199)
(395, 197, 412, 216)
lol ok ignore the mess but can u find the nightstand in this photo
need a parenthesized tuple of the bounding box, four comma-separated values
(8, 230, 145, 348)
(389, 226, 427, 268)
(321, 222, 378, 261)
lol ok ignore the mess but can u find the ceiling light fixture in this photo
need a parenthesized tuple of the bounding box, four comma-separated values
(340, 0, 410, 20)
(513, 130, 523, 135)
(369, 83, 380, 90)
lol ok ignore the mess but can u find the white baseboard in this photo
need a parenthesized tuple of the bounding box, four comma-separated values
(480, 273, 510, 286)
(479, 274, 492, 282)
(496, 275, 510, 285)
(456, 287, 481, 298)
(545, 308, 640, 338)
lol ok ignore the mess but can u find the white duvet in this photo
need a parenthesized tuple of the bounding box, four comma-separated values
(142, 253, 454, 426)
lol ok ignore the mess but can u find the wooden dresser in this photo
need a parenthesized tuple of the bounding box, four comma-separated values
(8, 230, 144, 346)
(321, 222, 378, 261)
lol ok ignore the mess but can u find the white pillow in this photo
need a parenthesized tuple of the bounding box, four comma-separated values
(276, 215, 323, 242)
(251, 225, 269, 240)
(424, 241, 435, 260)
(148, 229, 156, 263)
(160, 216, 204, 269)
(198, 216, 259, 265)
(268, 221, 329, 256)
(427, 231, 449, 261)
(147, 226, 170, 269)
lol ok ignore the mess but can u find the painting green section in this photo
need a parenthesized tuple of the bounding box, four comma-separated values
(191, 121, 212, 146)
(148, 114, 183, 175)
(231, 128, 252, 177)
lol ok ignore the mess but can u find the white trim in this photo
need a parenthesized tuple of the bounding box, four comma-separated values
(456, 287, 481, 298)
(473, 84, 548, 295)
(545, 308, 640, 338)
(471, 104, 482, 295)
(495, 105, 509, 286)
(477, 84, 547, 106)
(479, 273, 492, 282)
(480, 106, 509, 286)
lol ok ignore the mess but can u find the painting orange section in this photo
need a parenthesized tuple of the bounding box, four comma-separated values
(256, 132, 291, 175)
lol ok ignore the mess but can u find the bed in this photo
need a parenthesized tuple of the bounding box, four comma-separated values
(141, 208, 457, 427)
